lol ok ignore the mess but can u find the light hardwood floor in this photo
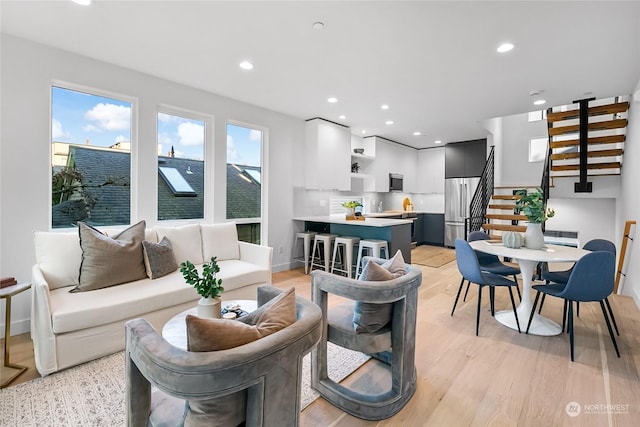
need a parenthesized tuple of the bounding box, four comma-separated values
(3, 248, 640, 426)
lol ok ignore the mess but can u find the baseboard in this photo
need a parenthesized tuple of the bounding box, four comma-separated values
(0, 317, 31, 339)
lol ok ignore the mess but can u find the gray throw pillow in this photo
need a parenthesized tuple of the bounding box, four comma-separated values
(72, 221, 146, 292)
(142, 237, 178, 279)
(353, 251, 407, 333)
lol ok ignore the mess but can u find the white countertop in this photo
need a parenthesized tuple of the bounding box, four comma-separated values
(293, 215, 412, 227)
(363, 211, 443, 218)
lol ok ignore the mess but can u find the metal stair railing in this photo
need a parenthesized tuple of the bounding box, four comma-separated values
(466, 146, 494, 237)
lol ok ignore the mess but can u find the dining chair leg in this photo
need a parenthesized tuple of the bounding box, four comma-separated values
(538, 293, 546, 314)
(507, 287, 521, 333)
(604, 297, 620, 336)
(491, 287, 496, 315)
(562, 299, 568, 333)
(476, 286, 483, 336)
(568, 301, 575, 362)
(463, 281, 471, 302)
(526, 291, 541, 334)
(451, 277, 466, 316)
(577, 301, 580, 318)
(599, 300, 621, 357)
(512, 275, 521, 302)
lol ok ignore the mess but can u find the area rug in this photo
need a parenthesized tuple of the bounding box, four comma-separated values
(412, 245, 456, 268)
(0, 343, 369, 426)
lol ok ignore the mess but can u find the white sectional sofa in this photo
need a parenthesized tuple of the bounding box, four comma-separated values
(31, 222, 272, 376)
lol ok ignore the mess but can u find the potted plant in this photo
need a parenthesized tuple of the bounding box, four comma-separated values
(515, 188, 555, 249)
(180, 256, 225, 318)
(342, 201, 362, 218)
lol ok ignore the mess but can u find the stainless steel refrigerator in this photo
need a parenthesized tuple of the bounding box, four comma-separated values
(444, 177, 481, 247)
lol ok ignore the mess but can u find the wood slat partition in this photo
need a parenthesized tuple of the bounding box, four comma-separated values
(549, 134, 625, 149)
(547, 101, 629, 122)
(549, 119, 628, 136)
(550, 148, 624, 161)
(551, 162, 621, 172)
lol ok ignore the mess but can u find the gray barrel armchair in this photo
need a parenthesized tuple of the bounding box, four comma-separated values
(125, 285, 322, 427)
(310, 257, 422, 420)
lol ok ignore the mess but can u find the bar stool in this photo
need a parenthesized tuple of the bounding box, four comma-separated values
(355, 239, 390, 279)
(311, 234, 338, 273)
(293, 231, 317, 274)
(330, 236, 361, 278)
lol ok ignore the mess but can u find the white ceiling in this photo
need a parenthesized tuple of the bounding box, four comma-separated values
(2, 0, 639, 148)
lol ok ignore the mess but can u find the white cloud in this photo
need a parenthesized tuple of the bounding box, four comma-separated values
(158, 112, 178, 123)
(52, 118, 69, 140)
(227, 134, 240, 163)
(84, 103, 131, 131)
(178, 122, 204, 147)
(249, 129, 262, 141)
(158, 132, 173, 147)
(82, 124, 102, 133)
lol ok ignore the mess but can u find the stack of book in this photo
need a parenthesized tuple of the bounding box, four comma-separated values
(1, 277, 18, 289)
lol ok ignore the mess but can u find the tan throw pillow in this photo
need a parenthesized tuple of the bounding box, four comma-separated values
(186, 287, 296, 352)
(353, 254, 407, 333)
(142, 237, 178, 279)
(72, 220, 146, 292)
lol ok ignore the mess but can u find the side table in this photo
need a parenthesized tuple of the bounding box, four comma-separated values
(1, 281, 31, 388)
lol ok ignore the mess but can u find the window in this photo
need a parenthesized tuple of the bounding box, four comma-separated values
(528, 110, 547, 122)
(226, 123, 263, 244)
(157, 112, 205, 221)
(529, 137, 548, 162)
(51, 86, 133, 228)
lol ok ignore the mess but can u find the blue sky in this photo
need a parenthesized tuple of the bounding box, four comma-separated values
(52, 86, 261, 166)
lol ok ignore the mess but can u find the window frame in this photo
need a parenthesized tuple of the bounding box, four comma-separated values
(49, 81, 138, 230)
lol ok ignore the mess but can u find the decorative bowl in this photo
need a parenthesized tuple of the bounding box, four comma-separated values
(353, 148, 364, 154)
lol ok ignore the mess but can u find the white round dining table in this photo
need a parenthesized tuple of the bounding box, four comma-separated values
(469, 241, 589, 336)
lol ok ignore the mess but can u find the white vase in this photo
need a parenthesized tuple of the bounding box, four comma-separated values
(197, 296, 221, 319)
(524, 222, 545, 250)
(346, 207, 355, 218)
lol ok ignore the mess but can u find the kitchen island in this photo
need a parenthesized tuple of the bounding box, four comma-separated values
(293, 215, 413, 263)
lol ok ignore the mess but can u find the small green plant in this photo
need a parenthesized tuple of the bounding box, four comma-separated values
(341, 201, 363, 209)
(515, 188, 555, 223)
(180, 256, 224, 299)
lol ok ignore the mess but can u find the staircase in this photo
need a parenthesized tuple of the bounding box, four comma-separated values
(481, 190, 532, 237)
(546, 96, 629, 192)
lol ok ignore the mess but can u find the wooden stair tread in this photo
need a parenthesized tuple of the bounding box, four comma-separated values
(492, 195, 520, 200)
(549, 135, 625, 149)
(547, 102, 629, 122)
(481, 223, 527, 232)
(550, 149, 624, 161)
(485, 213, 527, 221)
(551, 162, 621, 172)
(548, 119, 628, 136)
(488, 204, 516, 210)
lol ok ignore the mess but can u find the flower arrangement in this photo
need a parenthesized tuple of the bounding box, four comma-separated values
(180, 256, 224, 299)
(515, 188, 555, 223)
(341, 201, 363, 209)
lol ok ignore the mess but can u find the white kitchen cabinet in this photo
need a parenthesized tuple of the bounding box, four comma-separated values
(305, 118, 351, 190)
(418, 146, 445, 193)
(397, 143, 418, 193)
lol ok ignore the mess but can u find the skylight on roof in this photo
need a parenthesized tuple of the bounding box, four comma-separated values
(158, 167, 196, 196)
(246, 169, 261, 184)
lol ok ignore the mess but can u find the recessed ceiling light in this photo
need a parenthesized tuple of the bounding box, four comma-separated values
(497, 43, 514, 53)
(327, 97, 338, 103)
(434, 140, 442, 144)
(413, 132, 421, 136)
(312, 22, 324, 30)
(533, 99, 546, 106)
(72, 0, 92, 5)
(385, 120, 394, 125)
(381, 104, 389, 110)
(339, 115, 346, 120)
(362, 130, 366, 134)
(239, 61, 254, 70)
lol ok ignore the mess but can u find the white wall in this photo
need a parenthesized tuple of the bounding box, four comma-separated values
(618, 80, 640, 306)
(0, 35, 304, 336)
(500, 112, 547, 187)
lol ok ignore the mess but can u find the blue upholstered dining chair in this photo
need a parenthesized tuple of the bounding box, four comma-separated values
(526, 251, 620, 361)
(452, 231, 521, 316)
(453, 239, 521, 336)
(538, 239, 619, 336)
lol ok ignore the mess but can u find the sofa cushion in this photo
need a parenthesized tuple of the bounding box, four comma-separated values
(155, 224, 203, 265)
(142, 237, 178, 279)
(200, 222, 239, 261)
(73, 221, 147, 292)
(186, 287, 295, 351)
(216, 259, 271, 293)
(34, 231, 82, 290)
(353, 251, 407, 333)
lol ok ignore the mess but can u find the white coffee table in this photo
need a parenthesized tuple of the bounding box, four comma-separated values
(162, 299, 257, 350)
